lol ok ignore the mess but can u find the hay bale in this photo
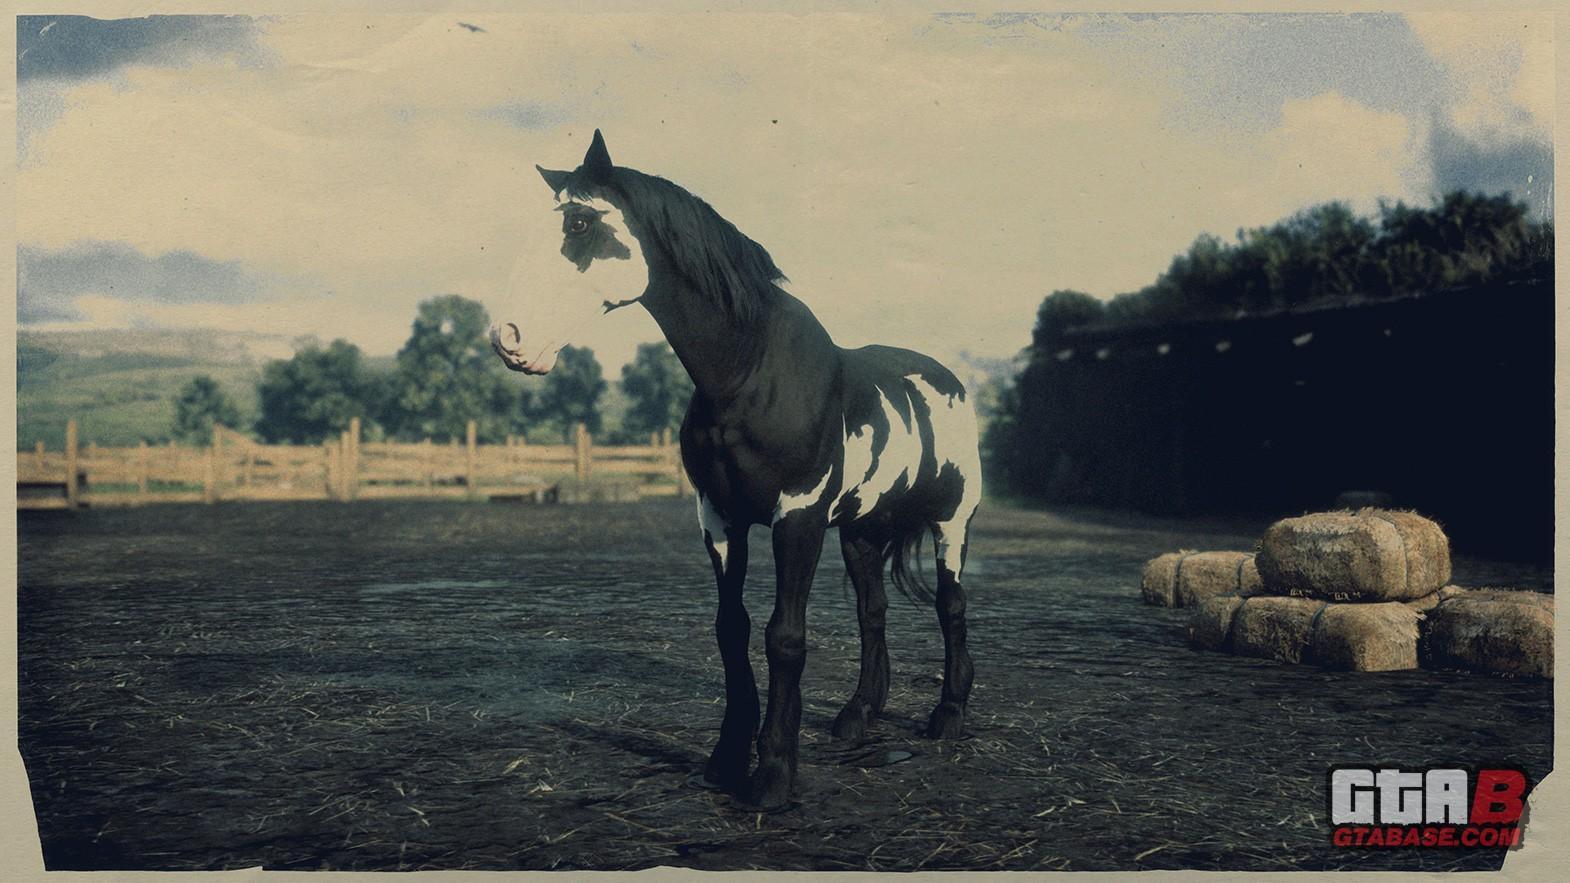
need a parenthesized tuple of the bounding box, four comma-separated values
(1188, 596, 1246, 651)
(1255, 509, 1450, 601)
(1141, 551, 1262, 607)
(1311, 603, 1423, 672)
(1230, 597, 1324, 664)
(1422, 590, 1553, 678)
(1403, 585, 1467, 613)
(1190, 596, 1423, 671)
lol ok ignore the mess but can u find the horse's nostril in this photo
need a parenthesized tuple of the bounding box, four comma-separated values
(491, 322, 525, 356)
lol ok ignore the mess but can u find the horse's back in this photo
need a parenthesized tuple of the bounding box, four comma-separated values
(841, 344, 967, 402)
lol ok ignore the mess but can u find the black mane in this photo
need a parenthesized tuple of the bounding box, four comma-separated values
(594, 169, 787, 325)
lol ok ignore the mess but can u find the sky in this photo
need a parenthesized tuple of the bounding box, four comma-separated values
(13, 11, 1556, 373)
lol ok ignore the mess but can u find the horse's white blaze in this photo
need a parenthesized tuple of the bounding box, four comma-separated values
(771, 465, 834, 525)
(491, 194, 649, 373)
(697, 493, 730, 570)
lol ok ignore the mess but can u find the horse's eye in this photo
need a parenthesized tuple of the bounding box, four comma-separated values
(568, 216, 591, 235)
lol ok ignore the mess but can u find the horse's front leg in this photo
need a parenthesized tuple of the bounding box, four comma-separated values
(748, 514, 826, 810)
(699, 502, 755, 793)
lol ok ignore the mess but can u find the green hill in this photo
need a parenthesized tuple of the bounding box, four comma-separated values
(17, 329, 639, 450)
(16, 329, 295, 449)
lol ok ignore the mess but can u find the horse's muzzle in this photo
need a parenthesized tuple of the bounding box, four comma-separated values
(490, 322, 552, 375)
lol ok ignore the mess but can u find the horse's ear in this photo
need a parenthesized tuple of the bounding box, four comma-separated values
(583, 129, 612, 181)
(537, 165, 571, 196)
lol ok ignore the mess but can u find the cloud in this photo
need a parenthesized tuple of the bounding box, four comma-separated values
(1406, 12, 1552, 135)
(1428, 121, 1553, 215)
(1404, 11, 1552, 214)
(17, 240, 278, 326)
(17, 15, 270, 160)
(17, 15, 266, 83)
(998, 13, 1450, 134)
(1260, 92, 1427, 216)
(14, 13, 1548, 370)
(478, 100, 573, 131)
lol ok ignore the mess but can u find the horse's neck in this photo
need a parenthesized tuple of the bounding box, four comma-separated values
(642, 275, 839, 413)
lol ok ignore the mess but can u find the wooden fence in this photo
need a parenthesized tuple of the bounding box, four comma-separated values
(16, 419, 690, 510)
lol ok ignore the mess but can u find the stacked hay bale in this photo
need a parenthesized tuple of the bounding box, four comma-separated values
(1146, 509, 1553, 677)
(1253, 509, 1452, 603)
(1188, 593, 1439, 672)
(1140, 550, 1262, 608)
(1421, 589, 1554, 679)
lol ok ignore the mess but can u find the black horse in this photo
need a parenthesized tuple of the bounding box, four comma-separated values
(492, 131, 982, 810)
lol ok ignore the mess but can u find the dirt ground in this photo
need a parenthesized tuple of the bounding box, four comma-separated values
(16, 499, 1553, 871)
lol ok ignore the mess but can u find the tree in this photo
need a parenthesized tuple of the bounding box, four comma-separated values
(1030, 290, 1106, 347)
(383, 295, 524, 442)
(619, 342, 693, 439)
(529, 345, 607, 442)
(254, 338, 382, 444)
(172, 375, 241, 444)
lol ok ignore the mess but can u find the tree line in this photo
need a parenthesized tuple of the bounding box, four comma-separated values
(984, 189, 1554, 489)
(173, 294, 693, 447)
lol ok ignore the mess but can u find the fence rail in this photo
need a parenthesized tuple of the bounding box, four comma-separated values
(16, 419, 690, 509)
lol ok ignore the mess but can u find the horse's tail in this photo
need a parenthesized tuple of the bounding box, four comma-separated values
(884, 522, 935, 604)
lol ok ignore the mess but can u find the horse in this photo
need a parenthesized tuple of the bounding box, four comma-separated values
(491, 131, 982, 810)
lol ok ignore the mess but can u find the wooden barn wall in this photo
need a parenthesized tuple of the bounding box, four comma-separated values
(1016, 280, 1553, 559)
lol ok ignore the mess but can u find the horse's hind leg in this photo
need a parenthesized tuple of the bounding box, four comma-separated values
(831, 529, 890, 741)
(926, 514, 976, 740)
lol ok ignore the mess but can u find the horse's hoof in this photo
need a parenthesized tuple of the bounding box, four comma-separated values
(925, 701, 966, 740)
(701, 755, 748, 794)
(745, 760, 794, 811)
(686, 772, 728, 791)
(830, 701, 875, 741)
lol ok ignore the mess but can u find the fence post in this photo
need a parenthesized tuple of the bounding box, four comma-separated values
(323, 440, 338, 501)
(338, 430, 351, 501)
(422, 437, 434, 488)
(34, 440, 44, 471)
(466, 420, 479, 498)
(348, 417, 362, 501)
(574, 422, 591, 482)
(64, 419, 79, 507)
(138, 441, 149, 497)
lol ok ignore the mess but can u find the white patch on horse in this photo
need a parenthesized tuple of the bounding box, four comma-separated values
(697, 494, 730, 570)
(832, 386, 923, 523)
(771, 466, 834, 525)
(913, 374, 983, 581)
(833, 416, 876, 521)
(491, 190, 649, 375)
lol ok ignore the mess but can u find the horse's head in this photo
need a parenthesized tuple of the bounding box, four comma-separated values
(491, 129, 648, 375)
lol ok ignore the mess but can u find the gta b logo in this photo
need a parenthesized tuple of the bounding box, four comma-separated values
(1329, 767, 1529, 848)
